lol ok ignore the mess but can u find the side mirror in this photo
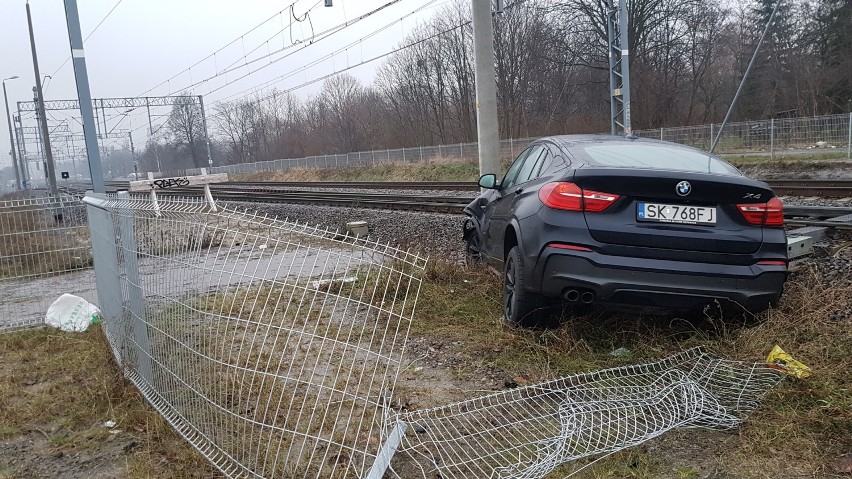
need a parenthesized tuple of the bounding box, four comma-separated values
(478, 173, 498, 189)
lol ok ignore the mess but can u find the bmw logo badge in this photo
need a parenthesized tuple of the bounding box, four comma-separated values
(676, 181, 691, 196)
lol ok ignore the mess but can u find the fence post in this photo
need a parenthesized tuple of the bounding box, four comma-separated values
(460, 143, 463, 159)
(402, 148, 406, 163)
(510, 138, 514, 160)
(770, 118, 775, 160)
(117, 191, 152, 384)
(419, 146, 423, 163)
(85, 193, 124, 361)
(660, 128, 664, 141)
(847, 113, 851, 160)
(709, 124, 714, 151)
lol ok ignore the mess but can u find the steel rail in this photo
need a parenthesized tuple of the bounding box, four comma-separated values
(98, 179, 852, 196)
(55, 183, 852, 231)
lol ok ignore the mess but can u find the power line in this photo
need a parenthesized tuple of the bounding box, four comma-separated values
(214, 1, 324, 80)
(164, 0, 409, 98)
(220, 18, 471, 107)
(138, 0, 320, 97)
(210, 0, 446, 105)
(47, 0, 124, 83)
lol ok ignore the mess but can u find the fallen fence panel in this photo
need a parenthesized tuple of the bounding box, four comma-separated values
(84, 192, 427, 477)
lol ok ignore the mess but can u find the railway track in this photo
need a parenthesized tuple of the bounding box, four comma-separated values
(68, 179, 852, 229)
(767, 179, 852, 198)
(100, 178, 852, 196)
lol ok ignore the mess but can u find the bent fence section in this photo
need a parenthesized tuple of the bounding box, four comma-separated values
(0, 195, 93, 333)
(83, 192, 426, 478)
(5, 192, 786, 478)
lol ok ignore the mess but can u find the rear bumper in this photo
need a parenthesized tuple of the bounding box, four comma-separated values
(536, 248, 787, 312)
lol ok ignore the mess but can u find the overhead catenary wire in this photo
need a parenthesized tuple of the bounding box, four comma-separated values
(213, 1, 323, 78)
(163, 0, 413, 99)
(46, 0, 125, 85)
(138, 0, 324, 97)
(209, 0, 451, 106)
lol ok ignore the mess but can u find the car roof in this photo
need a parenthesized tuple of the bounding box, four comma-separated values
(538, 134, 742, 176)
(543, 134, 690, 150)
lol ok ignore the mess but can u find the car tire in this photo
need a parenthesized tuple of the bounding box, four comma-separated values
(503, 245, 547, 327)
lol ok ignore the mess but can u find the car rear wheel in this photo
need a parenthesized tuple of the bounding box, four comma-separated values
(503, 246, 546, 327)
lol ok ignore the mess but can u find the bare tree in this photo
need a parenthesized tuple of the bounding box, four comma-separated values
(167, 95, 205, 168)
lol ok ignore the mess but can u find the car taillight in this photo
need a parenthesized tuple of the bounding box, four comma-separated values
(765, 197, 784, 226)
(539, 182, 620, 212)
(737, 197, 784, 226)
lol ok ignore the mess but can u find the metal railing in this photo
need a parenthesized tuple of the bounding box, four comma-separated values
(172, 112, 852, 178)
(83, 192, 426, 477)
(0, 194, 94, 332)
(640, 113, 852, 157)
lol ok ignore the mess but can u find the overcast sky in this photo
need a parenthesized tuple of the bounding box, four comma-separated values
(0, 0, 446, 173)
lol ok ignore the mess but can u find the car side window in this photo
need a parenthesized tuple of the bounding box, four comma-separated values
(514, 147, 546, 185)
(530, 150, 553, 179)
(503, 146, 542, 189)
(502, 147, 532, 189)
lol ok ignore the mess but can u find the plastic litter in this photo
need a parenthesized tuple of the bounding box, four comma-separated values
(44, 294, 101, 332)
(766, 345, 812, 378)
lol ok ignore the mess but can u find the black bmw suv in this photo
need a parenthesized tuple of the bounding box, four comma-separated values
(463, 135, 788, 325)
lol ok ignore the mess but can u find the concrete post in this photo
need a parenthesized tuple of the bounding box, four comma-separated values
(847, 113, 851, 160)
(63, 0, 105, 193)
(198, 95, 213, 168)
(770, 118, 775, 160)
(27, 3, 58, 197)
(471, 0, 501, 177)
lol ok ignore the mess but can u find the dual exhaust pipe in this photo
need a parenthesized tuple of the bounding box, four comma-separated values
(564, 289, 595, 304)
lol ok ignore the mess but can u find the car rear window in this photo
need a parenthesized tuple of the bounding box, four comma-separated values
(578, 144, 740, 175)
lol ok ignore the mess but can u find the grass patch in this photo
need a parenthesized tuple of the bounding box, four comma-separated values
(234, 157, 481, 183)
(412, 259, 852, 478)
(2, 255, 849, 477)
(724, 151, 849, 166)
(0, 327, 215, 478)
(233, 151, 850, 185)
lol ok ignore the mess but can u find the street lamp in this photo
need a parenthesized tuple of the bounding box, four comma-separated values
(2, 75, 23, 190)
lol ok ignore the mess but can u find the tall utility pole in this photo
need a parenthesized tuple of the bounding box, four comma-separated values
(63, 0, 105, 193)
(26, 2, 59, 197)
(2, 76, 22, 190)
(606, 0, 632, 135)
(711, 0, 782, 153)
(471, 0, 501, 178)
(198, 96, 213, 168)
(14, 115, 30, 187)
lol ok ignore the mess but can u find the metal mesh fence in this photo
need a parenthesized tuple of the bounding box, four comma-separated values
(84, 192, 427, 478)
(638, 113, 852, 157)
(0, 195, 94, 332)
(173, 112, 851, 178)
(393, 347, 783, 479)
(76, 193, 785, 477)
